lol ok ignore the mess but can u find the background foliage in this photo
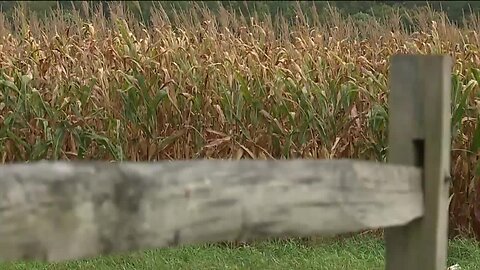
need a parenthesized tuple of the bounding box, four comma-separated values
(2, 1, 480, 26)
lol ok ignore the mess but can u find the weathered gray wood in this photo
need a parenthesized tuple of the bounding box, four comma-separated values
(422, 56, 452, 270)
(385, 55, 451, 270)
(0, 159, 422, 262)
(385, 54, 425, 270)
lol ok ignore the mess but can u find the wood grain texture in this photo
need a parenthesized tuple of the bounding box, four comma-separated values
(385, 54, 425, 270)
(422, 55, 451, 270)
(0, 159, 422, 262)
(385, 55, 451, 270)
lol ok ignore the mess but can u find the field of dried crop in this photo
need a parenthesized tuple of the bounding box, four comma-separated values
(0, 3, 479, 239)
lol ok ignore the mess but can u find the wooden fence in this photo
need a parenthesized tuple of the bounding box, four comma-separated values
(0, 55, 452, 270)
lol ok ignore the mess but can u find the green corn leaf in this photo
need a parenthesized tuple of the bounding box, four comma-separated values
(52, 125, 66, 160)
(30, 141, 51, 160)
(470, 116, 480, 155)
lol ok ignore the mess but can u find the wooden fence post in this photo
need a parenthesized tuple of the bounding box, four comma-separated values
(385, 55, 452, 270)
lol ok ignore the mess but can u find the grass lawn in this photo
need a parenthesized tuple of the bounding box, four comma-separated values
(1, 234, 479, 270)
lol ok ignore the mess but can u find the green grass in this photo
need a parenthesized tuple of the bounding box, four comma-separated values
(1, 234, 479, 270)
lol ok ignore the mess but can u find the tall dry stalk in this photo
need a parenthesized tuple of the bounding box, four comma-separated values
(0, 3, 479, 239)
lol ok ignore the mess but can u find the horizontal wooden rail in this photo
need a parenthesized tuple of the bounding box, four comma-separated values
(0, 159, 421, 262)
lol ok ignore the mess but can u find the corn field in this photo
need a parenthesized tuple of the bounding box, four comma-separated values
(0, 3, 479, 239)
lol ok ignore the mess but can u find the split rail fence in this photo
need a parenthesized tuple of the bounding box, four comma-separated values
(0, 55, 452, 270)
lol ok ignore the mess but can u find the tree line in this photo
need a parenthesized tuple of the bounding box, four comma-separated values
(0, 1, 479, 26)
